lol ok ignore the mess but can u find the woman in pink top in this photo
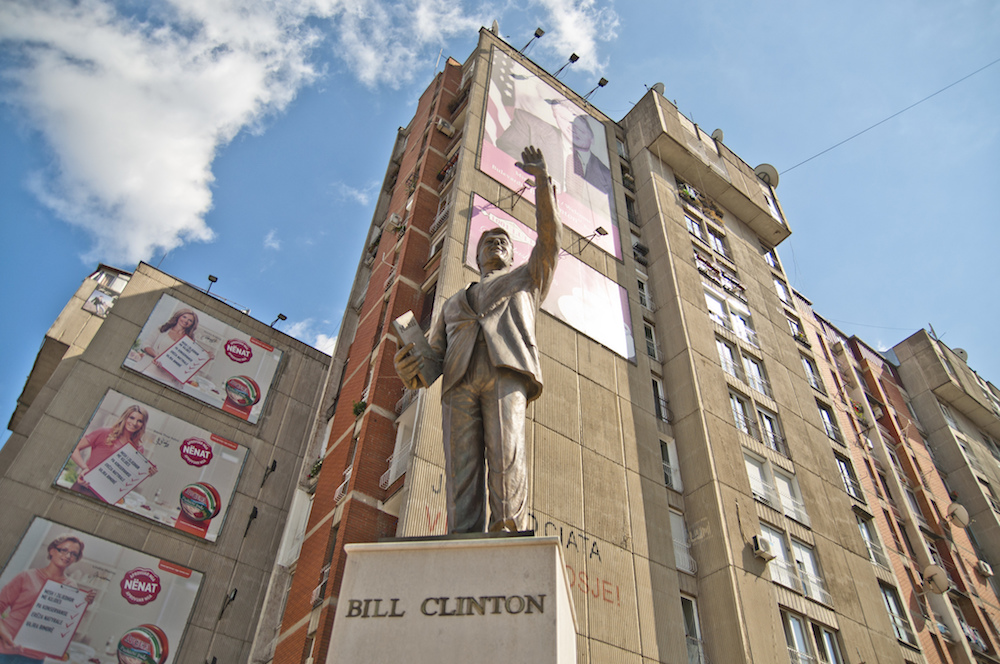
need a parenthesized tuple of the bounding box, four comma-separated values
(69, 405, 156, 500)
(0, 535, 96, 663)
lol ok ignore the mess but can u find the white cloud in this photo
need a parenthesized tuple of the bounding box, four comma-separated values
(264, 229, 281, 250)
(0, 0, 334, 263)
(0, 0, 619, 264)
(331, 180, 379, 206)
(532, 0, 620, 73)
(283, 317, 337, 354)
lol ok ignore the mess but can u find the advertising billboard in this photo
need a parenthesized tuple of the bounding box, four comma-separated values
(55, 389, 247, 542)
(467, 194, 634, 360)
(124, 294, 282, 423)
(480, 46, 621, 259)
(0, 518, 202, 664)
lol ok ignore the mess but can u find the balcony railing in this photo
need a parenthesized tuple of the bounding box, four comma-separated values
(333, 466, 353, 505)
(738, 326, 760, 348)
(799, 568, 832, 605)
(720, 357, 745, 381)
(749, 476, 779, 508)
(780, 494, 811, 527)
(864, 539, 891, 569)
(655, 397, 672, 423)
(770, 559, 802, 592)
(674, 540, 697, 574)
(747, 374, 773, 399)
(762, 428, 789, 457)
(887, 612, 918, 646)
(842, 475, 866, 502)
(787, 647, 817, 664)
(686, 637, 707, 664)
(806, 373, 826, 395)
(733, 411, 761, 441)
(822, 420, 845, 445)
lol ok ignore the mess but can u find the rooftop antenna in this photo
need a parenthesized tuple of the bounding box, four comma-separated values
(520, 28, 544, 54)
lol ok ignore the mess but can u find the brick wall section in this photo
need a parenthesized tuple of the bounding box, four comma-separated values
(273, 58, 464, 664)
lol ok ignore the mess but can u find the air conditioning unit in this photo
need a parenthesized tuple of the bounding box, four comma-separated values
(978, 560, 994, 577)
(436, 118, 455, 137)
(752, 535, 776, 562)
(832, 341, 845, 355)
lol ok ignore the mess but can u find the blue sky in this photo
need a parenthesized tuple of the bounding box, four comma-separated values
(2, 0, 998, 444)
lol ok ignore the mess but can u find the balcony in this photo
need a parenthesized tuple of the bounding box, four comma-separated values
(720, 357, 745, 381)
(733, 411, 761, 442)
(770, 559, 803, 592)
(738, 326, 761, 348)
(762, 428, 789, 457)
(333, 466, 353, 505)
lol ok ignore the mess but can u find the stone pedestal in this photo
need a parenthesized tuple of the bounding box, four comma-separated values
(326, 535, 577, 663)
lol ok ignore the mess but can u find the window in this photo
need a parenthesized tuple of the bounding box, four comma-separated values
(743, 355, 772, 398)
(760, 524, 799, 590)
(707, 226, 730, 259)
(774, 277, 791, 304)
(761, 243, 779, 270)
(616, 138, 629, 159)
(880, 583, 918, 646)
(783, 612, 813, 664)
(705, 288, 758, 347)
(939, 401, 958, 429)
(812, 623, 845, 664)
(801, 355, 825, 394)
(652, 377, 670, 422)
(637, 277, 653, 309)
(661, 440, 682, 491)
(788, 315, 810, 346)
(834, 455, 864, 502)
(671, 511, 697, 574)
(745, 454, 777, 506)
(685, 213, 705, 241)
(731, 392, 758, 438)
(857, 516, 890, 568)
(625, 195, 639, 226)
(757, 406, 787, 455)
(681, 596, 705, 664)
(717, 338, 743, 380)
(774, 471, 809, 525)
(817, 402, 843, 444)
(792, 540, 831, 604)
(644, 322, 659, 360)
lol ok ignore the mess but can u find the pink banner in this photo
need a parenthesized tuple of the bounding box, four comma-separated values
(467, 195, 634, 359)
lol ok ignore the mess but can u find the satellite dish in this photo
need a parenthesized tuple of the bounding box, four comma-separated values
(490, 20, 499, 35)
(947, 502, 970, 528)
(651, 82, 665, 96)
(711, 128, 724, 143)
(954, 348, 968, 362)
(755, 163, 779, 188)
(922, 565, 950, 594)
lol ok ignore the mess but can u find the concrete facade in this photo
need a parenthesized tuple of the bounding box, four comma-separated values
(0, 262, 330, 664)
(274, 27, 1000, 664)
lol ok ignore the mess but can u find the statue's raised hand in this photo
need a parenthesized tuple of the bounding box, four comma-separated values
(515, 145, 548, 184)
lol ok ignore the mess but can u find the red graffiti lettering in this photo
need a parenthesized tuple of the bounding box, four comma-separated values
(425, 505, 442, 532)
(564, 564, 619, 606)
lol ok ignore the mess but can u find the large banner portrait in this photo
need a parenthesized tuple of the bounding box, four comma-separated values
(0, 518, 201, 664)
(124, 294, 282, 423)
(467, 194, 634, 359)
(480, 46, 621, 259)
(55, 390, 247, 542)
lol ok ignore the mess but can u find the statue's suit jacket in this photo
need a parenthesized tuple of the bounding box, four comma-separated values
(425, 221, 560, 403)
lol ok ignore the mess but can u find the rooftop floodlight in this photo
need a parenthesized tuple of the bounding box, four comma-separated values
(270, 313, 287, 327)
(520, 27, 545, 54)
(584, 77, 609, 100)
(553, 53, 579, 78)
(207, 275, 218, 293)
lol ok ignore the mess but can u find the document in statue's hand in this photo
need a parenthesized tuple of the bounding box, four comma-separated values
(392, 311, 441, 389)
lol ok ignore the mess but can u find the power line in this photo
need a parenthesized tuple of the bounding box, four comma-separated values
(782, 56, 1000, 175)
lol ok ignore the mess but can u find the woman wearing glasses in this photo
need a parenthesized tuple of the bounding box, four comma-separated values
(0, 535, 96, 663)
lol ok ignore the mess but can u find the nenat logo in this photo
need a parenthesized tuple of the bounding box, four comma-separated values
(120, 568, 162, 605)
(180, 438, 213, 467)
(224, 339, 252, 363)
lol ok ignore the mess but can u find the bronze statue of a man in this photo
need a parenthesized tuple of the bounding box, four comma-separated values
(395, 146, 562, 534)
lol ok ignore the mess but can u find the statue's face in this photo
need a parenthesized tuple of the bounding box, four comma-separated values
(477, 231, 512, 272)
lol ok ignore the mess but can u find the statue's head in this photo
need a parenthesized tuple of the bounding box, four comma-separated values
(476, 227, 513, 274)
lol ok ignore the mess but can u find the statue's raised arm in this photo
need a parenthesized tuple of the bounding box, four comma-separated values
(516, 146, 562, 298)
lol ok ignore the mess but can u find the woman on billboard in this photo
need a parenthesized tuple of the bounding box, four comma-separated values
(69, 405, 156, 499)
(0, 535, 95, 663)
